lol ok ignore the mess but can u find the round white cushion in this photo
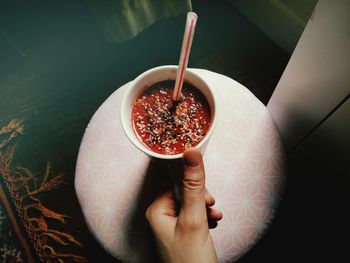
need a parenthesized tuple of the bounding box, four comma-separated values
(75, 69, 285, 263)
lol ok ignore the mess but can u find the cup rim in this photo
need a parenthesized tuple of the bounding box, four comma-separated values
(121, 65, 217, 159)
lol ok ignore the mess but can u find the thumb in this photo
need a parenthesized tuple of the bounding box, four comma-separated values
(178, 148, 207, 228)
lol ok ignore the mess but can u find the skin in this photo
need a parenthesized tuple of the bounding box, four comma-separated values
(146, 148, 223, 263)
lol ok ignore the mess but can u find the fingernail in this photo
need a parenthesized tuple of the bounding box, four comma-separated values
(184, 153, 200, 167)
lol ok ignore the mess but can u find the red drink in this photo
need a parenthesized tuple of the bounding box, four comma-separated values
(131, 80, 211, 155)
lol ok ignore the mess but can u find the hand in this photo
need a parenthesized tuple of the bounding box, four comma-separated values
(146, 148, 223, 263)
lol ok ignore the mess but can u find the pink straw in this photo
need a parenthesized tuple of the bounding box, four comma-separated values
(173, 12, 198, 101)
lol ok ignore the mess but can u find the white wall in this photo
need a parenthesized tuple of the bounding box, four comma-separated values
(267, 0, 350, 151)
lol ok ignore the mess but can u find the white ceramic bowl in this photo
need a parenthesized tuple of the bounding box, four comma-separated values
(121, 65, 217, 159)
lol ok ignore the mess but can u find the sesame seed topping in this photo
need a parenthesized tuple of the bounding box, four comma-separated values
(131, 81, 211, 155)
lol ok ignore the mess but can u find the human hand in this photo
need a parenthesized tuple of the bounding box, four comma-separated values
(146, 148, 223, 263)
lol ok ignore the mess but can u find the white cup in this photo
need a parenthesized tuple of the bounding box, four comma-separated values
(121, 65, 216, 159)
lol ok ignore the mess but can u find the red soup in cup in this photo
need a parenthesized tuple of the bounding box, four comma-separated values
(131, 80, 211, 155)
(121, 65, 216, 160)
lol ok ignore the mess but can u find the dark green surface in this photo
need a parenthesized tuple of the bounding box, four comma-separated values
(1, 0, 288, 167)
(0, 0, 289, 262)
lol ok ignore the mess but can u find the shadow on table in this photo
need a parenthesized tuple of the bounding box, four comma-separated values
(124, 158, 183, 262)
(237, 107, 350, 262)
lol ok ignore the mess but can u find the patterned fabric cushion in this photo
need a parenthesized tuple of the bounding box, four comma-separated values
(75, 68, 286, 263)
